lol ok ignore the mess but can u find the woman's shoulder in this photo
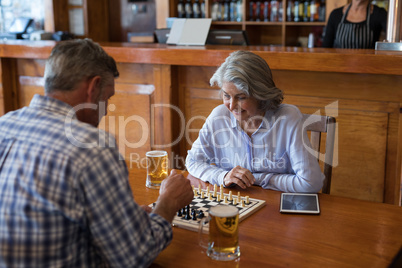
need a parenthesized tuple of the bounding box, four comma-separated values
(329, 6, 345, 17)
(274, 104, 303, 122)
(372, 4, 387, 16)
(209, 104, 230, 117)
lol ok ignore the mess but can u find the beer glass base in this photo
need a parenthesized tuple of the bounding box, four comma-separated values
(146, 181, 161, 189)
(207, 246, 240, 261)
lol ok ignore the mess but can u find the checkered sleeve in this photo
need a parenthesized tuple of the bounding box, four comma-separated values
(80, 147, 172, 267)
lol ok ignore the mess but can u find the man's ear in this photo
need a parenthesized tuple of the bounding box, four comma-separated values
(86, 76, 102, 103)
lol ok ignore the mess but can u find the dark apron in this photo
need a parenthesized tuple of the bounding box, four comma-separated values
(334, 4, 374, 48)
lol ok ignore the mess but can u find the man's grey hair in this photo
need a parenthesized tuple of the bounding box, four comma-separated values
(44, 39, 119, 94)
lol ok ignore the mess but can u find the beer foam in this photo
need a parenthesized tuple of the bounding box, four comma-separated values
(146, 150, 167, 157)
(209, 205, 238, 217)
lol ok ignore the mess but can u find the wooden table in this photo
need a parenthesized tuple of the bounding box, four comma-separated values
(129, 170, 402, 268)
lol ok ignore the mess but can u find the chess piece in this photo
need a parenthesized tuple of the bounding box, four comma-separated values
(233, 197, 238, 205)
(228, 191, 233, 201)
(192, 212, 198, 220)
(246, 196, 250, 205)
(223, 196, 228, 204)
(184, 205, 191, 220)
(201, 191, 205, 199)
(198, 184, 202, 195)
(213, 184, 217, 197)
(220, 184, 223, 197)
(198, 210, 205, 218)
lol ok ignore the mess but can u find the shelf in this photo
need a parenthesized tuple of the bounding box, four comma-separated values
(169, 0, 344, 46)
(245, 21, 283, 26)
(211, 21, 243, 25)
(285, 22, 326, 26)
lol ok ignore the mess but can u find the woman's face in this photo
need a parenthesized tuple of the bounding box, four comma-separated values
(222, 82, 263, 125)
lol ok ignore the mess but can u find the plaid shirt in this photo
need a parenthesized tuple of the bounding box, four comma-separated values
(0, 95, 172, 268)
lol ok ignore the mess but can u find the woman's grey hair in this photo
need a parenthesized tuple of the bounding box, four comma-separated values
(210, 50, 283, 111)
(44, 39, 119, 94)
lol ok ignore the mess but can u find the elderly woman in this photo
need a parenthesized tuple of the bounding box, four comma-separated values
(185, 51, 324, 193)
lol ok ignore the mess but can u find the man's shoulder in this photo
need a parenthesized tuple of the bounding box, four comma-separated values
(0, 105, 117, 156)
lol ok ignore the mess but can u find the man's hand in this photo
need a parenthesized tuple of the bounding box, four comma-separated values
(152, 169, 194, 222)
(224, 166, 255, 189)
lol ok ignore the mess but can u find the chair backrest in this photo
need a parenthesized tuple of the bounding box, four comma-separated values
(302, 114, 336, 194)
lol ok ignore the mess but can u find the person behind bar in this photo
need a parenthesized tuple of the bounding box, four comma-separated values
(186, 51, 324, 193)
(322, 0, 387, 49)
(0, 39, 193, 267)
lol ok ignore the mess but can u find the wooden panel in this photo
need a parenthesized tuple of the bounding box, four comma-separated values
(273, 70, 402, 103)
(155, 0, 169, 29)
(86, 0, 109, 41)
(298, 106, 388, 202)
(18, 77, 44, 108)
(152, 65, 173, 154)
(1, 58, 19, 113)
(116, 63, 154, 84)
(99, 83, 154, 172)
(49, 0, 70, 32)
(17, 59, 46, 77)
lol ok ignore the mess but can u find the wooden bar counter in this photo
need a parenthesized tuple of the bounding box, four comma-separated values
(0, 40, 401, 205)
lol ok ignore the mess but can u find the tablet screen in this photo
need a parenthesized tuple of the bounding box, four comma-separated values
(280, 193, 320, 214)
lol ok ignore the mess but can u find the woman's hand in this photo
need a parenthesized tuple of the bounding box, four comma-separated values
(224, 166, 256, 189)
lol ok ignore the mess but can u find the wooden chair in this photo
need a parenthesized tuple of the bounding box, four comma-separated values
(302, 114, 336, 194)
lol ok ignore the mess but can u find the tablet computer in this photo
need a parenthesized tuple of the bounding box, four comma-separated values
(280, 193, 320, 214)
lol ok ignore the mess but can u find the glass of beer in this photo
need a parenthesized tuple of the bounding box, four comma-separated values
(145, 150, 168, 189)
(199, 205, 240, 261)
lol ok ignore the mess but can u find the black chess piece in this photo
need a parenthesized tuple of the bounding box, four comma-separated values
(197, 210, 205, 219)
(177, 209, 183, 217)
(184, 205, 191, 220)
(192, 212, 197, 220)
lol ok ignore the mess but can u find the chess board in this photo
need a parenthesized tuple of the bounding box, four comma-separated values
(151, 188, 266, 232)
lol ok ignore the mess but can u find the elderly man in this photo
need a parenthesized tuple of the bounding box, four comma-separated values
(0, 39, 193, 267)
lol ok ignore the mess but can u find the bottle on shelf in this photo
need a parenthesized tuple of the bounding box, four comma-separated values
(278, 0, 283, 22)
(287, 0, 294, 21)
(318, 0, 325, 22)
(249, 1, 257, 21)
(224, 0, 230, 21)
(293, 0, 300, 22)
(298, 0, 305, 22)
(303, 0, 310, 22)
(211, 0, 219, 20)
(236, 0, 243, 21)
(177, 0, 185, 18)
(193, 0, 201, 18)
(263, 1, 270, 22)
(271, 0, 279, 22)
(309, 0, 319, 21)
(201, 0, 206, 18)
(185, 0, 193, 18)
(255, 1, 261, 21)
(230, 0, 237, 21)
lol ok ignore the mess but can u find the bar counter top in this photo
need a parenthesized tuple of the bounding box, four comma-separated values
(1, 40, 401, 75)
